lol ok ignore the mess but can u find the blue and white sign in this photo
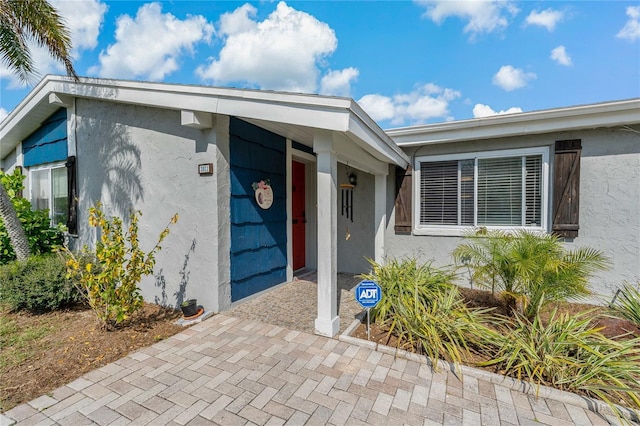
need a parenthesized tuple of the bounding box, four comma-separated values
(355, 280, 382, 309)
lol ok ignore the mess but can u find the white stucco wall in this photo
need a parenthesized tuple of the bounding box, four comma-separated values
(336, 163, 375, 274)
(73, 99, 231, 312)
(386, 125, 640, 301)
(2, 147, 17, 172)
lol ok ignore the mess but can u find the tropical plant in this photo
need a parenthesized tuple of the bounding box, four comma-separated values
(0, 0, 77, 83)
(0, 169, 64, 263)
(453, 229, 609, 318)
(0, 0, 78, 261)
(610, 282, 640, 327)
(481, 308, 640, 421)
(362, 258, 501, 369)
(62, 202, 178, 329)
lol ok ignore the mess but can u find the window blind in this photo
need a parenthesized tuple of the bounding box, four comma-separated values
(420, 160, 458, 225)
(525, 155, 542, 226)
(419, 153, 543, 228)
(478, 157, 522, 226)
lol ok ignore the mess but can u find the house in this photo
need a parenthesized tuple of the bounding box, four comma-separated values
(1, 76, 638, 336)
(385, 99, 640, 301)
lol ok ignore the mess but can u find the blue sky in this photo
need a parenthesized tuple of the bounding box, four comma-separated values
(1, 1, 638, 128)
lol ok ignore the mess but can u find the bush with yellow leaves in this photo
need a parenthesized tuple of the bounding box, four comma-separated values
(62, 202, 178, 330)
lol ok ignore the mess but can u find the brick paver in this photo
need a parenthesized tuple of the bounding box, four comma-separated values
(2, 314, 637, 425)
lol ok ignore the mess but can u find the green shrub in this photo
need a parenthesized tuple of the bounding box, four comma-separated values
(610, 282, 640, 327)
(62, 202, 178, 330)
(482, 309, 640, 419)
(0, 254, 82, 312)
(0, 169, 64, 263)
(453, 229, 609, 318)
(362, 258, 500, 369)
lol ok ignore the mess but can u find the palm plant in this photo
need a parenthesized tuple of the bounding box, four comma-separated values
(610, 282, 640, 327)
(0, 0, 77, 260)
(0, 0, 77, 83)
(362, 258, 501, 369)
(453, 230, 609, 318)
(481, 309, 640, 421)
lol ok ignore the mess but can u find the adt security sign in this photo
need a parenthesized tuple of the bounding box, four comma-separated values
(355, 280, 382, 309)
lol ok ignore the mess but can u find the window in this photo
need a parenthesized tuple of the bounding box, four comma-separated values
(30, 163, 68, 226)
(415, 147, 548, 234)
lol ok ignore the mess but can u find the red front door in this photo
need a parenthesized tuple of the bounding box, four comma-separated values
(292, 161, 306, 271)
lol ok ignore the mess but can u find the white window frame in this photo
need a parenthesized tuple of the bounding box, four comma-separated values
(29, 161, 67, 226)
(413, 147, 549, 236)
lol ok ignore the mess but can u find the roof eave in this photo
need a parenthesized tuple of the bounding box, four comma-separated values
(387, 98, 640, 147)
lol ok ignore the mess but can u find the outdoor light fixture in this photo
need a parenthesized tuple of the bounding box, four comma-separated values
(348, 173, 357, 186)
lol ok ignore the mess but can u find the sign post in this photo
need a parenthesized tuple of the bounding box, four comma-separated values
(355, 280, 382, 340)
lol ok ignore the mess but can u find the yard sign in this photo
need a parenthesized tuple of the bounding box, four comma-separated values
(355, 280, 382, 340)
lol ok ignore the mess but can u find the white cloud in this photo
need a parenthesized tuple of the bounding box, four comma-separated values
(416, 0, 518, 37)
(357, 94, 396, 122)
(492, 65, 536, 91)
(358, 83, 461, 126)
(0, 107, 8, 122)
(1, 0, 107, 88)
(525, 9, 563, 31)
(550, 45, 572, 66)
(52, 0, 107, 55)
(197, 2, 337, 93)
(473, 103, 522, 118)
(319, 68, 359, 96)
(617, 6, 640, 41)
(91, 2, 214, 80)
(218, 3, 258, 36)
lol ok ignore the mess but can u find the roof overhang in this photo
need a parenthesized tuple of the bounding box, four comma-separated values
(387, 99, 640, 147)
(1, 75, 409, 168)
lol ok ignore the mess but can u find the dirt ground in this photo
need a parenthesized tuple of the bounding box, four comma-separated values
(0, 303, 184, 412)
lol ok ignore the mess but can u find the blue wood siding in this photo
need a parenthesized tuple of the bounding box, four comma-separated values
(229, 117, 287, 302)
(22, 108, 67, 167)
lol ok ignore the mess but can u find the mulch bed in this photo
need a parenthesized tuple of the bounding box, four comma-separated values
(0, 303, 184, 412)
(352, 287, 640, 354)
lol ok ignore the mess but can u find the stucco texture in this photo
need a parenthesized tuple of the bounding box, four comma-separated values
(385, 126, 640, 300)
(336, 163, 375, 274)
(73, 99, 225, 311)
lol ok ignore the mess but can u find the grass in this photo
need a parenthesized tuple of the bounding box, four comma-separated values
(0, 312, 55, 369)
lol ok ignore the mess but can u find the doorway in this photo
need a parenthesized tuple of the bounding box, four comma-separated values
(292, 161, 306, 271)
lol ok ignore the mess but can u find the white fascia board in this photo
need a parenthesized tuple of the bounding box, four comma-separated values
(1, 79, 62, 159)
(58, 77, 353, 128)
(57, 76, 395, 162)
(333, 133, 389, 176)
(388, 98, 640, 146)
(216, 97, 350, 131)
(1, 76, 358, 159)
(348, 102, 410, 168)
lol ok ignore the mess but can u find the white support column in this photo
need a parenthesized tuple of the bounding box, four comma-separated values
(285, 139, 293, 283)
(66, 99, 77, 157)
(374, 173, 387, 264)
(313, 132, 340, 337)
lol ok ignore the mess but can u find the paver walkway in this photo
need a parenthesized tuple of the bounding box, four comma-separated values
(1, 314, 631, 425)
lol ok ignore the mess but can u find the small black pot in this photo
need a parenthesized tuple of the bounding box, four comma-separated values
(181, 299, 198, 317)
